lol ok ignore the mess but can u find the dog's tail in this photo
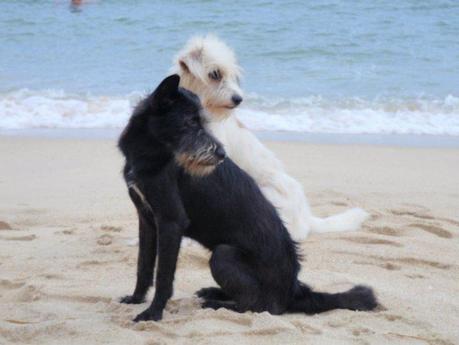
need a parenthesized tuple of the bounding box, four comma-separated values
(288, 282, 377, 315)
(309, 207, 369, 234)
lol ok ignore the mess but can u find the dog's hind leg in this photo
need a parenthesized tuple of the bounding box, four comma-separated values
(120, 208, 157, 304)
(196, 287, 231, 301)
(207, 244, 264, 313)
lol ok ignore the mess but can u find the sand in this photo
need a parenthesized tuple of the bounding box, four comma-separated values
(0, 136, 458, 345)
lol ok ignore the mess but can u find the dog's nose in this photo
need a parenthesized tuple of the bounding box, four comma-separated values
(231, 94, 243, 106)
(215, 146, 226, 161)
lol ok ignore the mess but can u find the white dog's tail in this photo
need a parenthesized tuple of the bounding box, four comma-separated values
(310, 208, 370, 234)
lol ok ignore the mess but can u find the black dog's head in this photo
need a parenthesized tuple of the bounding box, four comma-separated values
(149, 74, 226, 176)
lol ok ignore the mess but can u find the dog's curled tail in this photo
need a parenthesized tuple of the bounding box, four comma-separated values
(310, 207, 369, 234)
(288, 282, 377, 315)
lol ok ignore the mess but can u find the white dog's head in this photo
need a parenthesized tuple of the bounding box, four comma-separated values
(173, 35, 243, 119)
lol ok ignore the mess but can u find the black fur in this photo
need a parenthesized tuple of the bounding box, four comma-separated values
(118, 75, 378, 322)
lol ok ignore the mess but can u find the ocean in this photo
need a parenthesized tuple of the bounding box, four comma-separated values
(1, 0, 459, 136)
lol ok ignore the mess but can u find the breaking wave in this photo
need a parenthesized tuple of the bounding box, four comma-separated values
(1, 89, 459, 135)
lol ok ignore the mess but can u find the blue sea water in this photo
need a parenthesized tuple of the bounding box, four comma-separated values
(1, 0, 459, 135)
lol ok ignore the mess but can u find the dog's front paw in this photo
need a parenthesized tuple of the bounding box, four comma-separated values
(120, 294, 144, 304)
(133, 308, 163, 322)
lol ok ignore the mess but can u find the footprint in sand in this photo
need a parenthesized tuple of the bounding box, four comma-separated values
(0, 234, 36, 241)
(340, 236, 403, 248)
(7, 284, 42, 302)
(400, 203, 431, 212)
(330, 201, 349, 207)
(39, 273, 64, 280)
(290, 320, 322, 335)
(0, 279, 26, 290)
(0, 220, 12, 230)
(382, 314, 403, 322)
(390, 208, 435, 220)
(77, 260, 107, 268)
(368, 226, 402, 237)
(100, 225, 123, 232)
(47, 293, 112, 304)
(377, 313, 455, 345)
(351, 327, 373, 337)
(437, 217, 459, 227)
(369, 213, 380, 221)
(408, 223, 453, 239)
(336, 251, 451, 271)
(405, 273, 425, 279)
(353, 260, 401, 271)
(385, 332, 454, 345)
(97, 234, 113, 246)
(397, 257, 451, 270)
(54, 227, 77, 235)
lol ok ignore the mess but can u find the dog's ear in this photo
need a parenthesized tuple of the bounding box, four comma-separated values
(179, 60, 190, 73)
(178, 48, 203, 74)
(153, 74, 180, 101)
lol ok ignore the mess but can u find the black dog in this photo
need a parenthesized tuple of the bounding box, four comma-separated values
(118, 75, 377, 322)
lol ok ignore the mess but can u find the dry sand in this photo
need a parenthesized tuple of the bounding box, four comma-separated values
(0, 136, 458, 345)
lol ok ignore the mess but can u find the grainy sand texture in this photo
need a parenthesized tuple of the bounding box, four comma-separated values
(0, 136, 458, 345)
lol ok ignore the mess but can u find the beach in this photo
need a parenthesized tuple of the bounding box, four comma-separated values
(0, 135, 458, 345)
(2, 0, 459, 343)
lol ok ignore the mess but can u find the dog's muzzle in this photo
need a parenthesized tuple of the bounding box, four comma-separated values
(175, 145, 226, 177)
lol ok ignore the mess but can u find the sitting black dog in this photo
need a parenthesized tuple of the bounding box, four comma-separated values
(118, 75, 377, 322)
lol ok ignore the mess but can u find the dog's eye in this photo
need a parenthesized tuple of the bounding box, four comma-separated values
(208, 70, 222, 81)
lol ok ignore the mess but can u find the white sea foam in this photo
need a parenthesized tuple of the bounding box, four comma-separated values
(1, 89, 459, 136)
(238, 93, 459, 135)
(0, 89, 142, 129)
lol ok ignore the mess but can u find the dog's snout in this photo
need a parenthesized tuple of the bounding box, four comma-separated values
(231, 94, 243, 106)
(215, 146, 226, 161)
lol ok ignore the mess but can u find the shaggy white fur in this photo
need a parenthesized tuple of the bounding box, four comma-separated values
(173, 35, 369, 241)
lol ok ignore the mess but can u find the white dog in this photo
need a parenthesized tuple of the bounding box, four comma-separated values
(173, 35, 369, 241)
